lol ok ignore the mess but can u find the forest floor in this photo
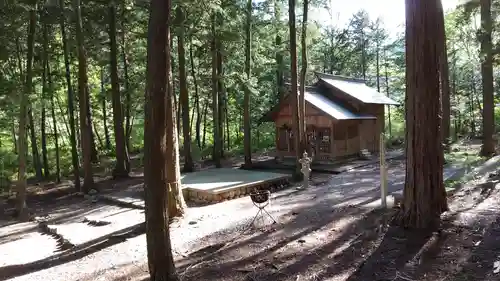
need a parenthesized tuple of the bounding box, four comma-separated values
(1, 140, 500, 281)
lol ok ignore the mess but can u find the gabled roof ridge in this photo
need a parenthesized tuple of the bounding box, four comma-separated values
(315, 72, 399, 106)
(314, 72, 366, 84)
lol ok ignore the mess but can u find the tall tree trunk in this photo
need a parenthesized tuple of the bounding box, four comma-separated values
(55, 94, 71, 144)
(470, 75, 476, 136)
(176, 7, 194, 173)
(397, 0, 448, 229)
(189, 37, 202, 149)
(75, 112, 81, 150)
(100, 67, 111, 150)
(41, 24, 50, 179)
(384, 53, 392, 138)
(86, 98, 98, 163)
(120, 6, 132, 172)
(299, 0, 308, 159)
(289, 0, 302, 180)
(237, 110, 242, 140)
(167, 45, 186, 219)
(452, 53, 458, 141)
(329, 35, 335, 74)
(21, 30, 42, 181)
(225, 99, 230, 150)
(361, 30, 366, 80)
(216, 27, 225, 159)
(12, 124, 17, 154)
(47, 59, 60, 183)
(480, 0, 495, 156)
(109, 1, 129, 177)
(144, 0, 181, 278)
(16, 7, 37, 220)
(171, 36, 181, 136)
(40, 104, 49, 177)
(243, 0, 253, 168)
(59, 0, 81, 191)
(74, 0, 95, 192)
(437, 1, 451, 148)
(275, 0, 285, 103)
(211, 15, 221, 168)
(93, 122, 104, 149)
(28, 109, 43, 181)
(376, 42, 381, 92)
(121, 7, 132, 153)
(202, 99, 208, 149)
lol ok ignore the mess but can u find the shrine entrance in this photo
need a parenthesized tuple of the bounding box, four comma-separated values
(306, 126, 332, 160)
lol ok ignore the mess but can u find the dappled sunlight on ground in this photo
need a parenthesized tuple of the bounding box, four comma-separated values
(2, 150, 500, 281)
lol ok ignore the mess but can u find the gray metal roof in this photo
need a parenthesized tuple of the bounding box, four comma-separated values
(304, 89, 376, 120)
(316, 72, 399, 105)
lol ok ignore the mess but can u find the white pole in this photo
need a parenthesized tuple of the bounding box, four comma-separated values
(380, 132, 388, 208)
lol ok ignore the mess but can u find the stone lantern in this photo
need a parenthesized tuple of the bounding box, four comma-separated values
(299, 151, 312, 188)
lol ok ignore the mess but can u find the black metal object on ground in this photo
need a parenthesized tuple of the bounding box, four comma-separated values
(243, 190, 276, 232)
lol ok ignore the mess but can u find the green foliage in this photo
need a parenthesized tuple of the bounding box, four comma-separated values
(2, 0, 494, 185)
(0, 148, 17, 188)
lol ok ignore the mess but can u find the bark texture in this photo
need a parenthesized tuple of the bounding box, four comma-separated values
(16, 7, 37, 220)
(59, 0, 81, 191)
(289, 0, 302, 180)
(480, 0, 495, 156)
(74, 0, 94, 192)
(275, 0, 284, 103)
(398, 0, 448, 229)
(299, 0, 308, 157)
(437, 1, 451, 148)
(109, 1, 129, 177)
(243, 0, 252, 168)
(143, 0, 181, 278)
(176, 7, 194, 173)
(41, 25, 50, 179)
(211, 15, 221, 168)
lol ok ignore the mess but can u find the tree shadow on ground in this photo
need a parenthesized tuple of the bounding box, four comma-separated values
(0, 163, 389, 281)
(437, 216, 500, 281)
(346, 174, 500, 281)
(0, 176, 151, 279)
(0, 220, 146, 280)
(108, 168, 500, 281)
(110, 199, 396, 281)
(1, 175, 145, 224)
(344, 225, 434, 281)
(347, 210, 500, 281)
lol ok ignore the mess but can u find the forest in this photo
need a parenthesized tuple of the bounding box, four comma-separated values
(1, 0, 500, 280)
(2, 0, 496, 193)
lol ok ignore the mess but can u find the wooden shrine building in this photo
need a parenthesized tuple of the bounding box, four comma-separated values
(260, 72, 399, 162)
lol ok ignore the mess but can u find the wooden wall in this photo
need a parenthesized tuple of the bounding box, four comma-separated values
(332, 119, 361, 158)
(273, 99, 385, 161)
(360, 104, 385, 152)
(274, 102, 334, 159)
(275, 103, 332, 127)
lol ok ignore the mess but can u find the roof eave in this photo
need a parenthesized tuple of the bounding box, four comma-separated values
(365, 101, 400, 106)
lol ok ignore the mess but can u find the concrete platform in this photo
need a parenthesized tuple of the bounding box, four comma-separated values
(181, 168, 291, 203)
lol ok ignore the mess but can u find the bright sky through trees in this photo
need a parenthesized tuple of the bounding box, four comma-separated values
(312, 0, 460, 34)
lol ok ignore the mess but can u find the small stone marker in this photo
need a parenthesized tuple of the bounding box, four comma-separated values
(299, 151, 312, 189)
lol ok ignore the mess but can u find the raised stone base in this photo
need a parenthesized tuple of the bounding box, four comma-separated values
(181, 169, 291, 204)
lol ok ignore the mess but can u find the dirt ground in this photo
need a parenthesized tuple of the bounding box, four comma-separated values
(104, 166, 500, 281)
(2, 143, 500, 281)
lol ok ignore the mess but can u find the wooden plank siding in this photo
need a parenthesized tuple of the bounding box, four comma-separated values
(272, 95, 385, 162)
(360, 104, 385, 152)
